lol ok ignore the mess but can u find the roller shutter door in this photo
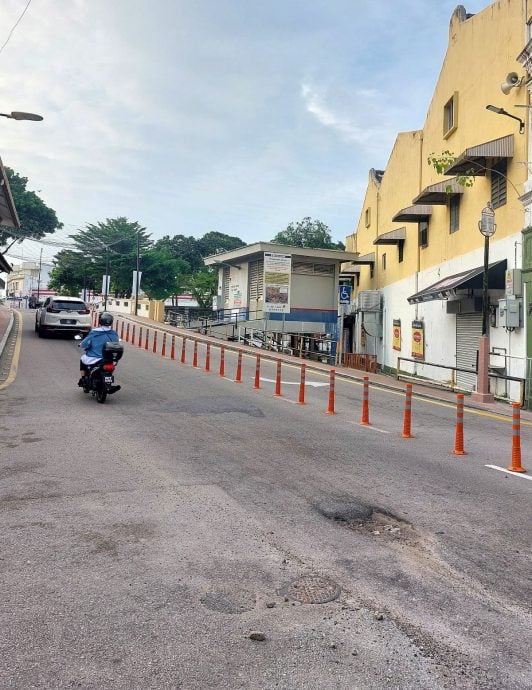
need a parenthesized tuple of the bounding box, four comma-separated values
(456, 313, 482, 391)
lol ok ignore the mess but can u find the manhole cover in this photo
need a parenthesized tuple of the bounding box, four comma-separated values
(279, 575, 341, 604)
(200, 590, 256, 614)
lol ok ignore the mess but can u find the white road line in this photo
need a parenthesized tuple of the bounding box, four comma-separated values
(348, 422, 390, 434)
(259, 377, 328, 387)
(485, 465, 532, 481)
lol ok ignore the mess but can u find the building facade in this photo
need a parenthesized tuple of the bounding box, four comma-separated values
(345, 1, 531, 405)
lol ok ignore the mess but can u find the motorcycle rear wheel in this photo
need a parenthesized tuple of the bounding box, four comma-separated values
(95, 378, 107, 404)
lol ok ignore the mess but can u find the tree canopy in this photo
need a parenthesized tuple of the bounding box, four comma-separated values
(1, 167, 62, 247)
(271, 217, 345, 250)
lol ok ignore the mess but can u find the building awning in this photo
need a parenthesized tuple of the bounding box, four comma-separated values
(349, 252, 375, 265)
(340, 266, 361, 275)
(407, 259, 507, 304)
(0, 156, 20, 229)
(0, 254, 11, 273)
(443, 135, 514, 176)
(373, 227, 406, 245)
(412, 179, 464, 205)
(392, 205, 432, 223)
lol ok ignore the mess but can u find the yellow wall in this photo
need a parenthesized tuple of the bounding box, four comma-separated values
(347, 0, 527, 291)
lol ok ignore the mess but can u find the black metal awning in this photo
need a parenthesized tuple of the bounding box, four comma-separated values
(443, 134, 514, 176)
(412, 179, 463, 205)
(392, 205, 432, 223)
(0, 252, 12, 273)
(407, 259, 507, 304)
(373, 227, 406, 245)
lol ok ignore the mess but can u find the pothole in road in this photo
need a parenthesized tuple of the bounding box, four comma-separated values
(200, 590, 256, 614)
(278, 574, 341, 604)
(311, 493, 420, 547)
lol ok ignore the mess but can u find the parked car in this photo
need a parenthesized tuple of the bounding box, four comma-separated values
(35, 296, 91, 338)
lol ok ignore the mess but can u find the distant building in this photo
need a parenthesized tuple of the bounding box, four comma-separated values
(6, 260, 53, 298)
(344, 1, 531, 405)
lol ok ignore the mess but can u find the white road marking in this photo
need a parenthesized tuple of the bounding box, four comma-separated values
(485, 465, 532, 481)
(258, 377, 327, 387)
(348, 422, 390, 434)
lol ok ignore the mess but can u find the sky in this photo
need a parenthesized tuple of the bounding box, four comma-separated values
(0, 0, 490, 267)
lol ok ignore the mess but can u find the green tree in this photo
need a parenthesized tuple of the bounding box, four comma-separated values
(154, 235, 204, 273)
(141, 247, 190, 301)
(187, 269, 217, 309)
(198, 231, 246, 257)
(48, 250, 95, 296)
(271, 217, 344, 250)
(70, 218, 151, 295)
(1, 167, 63, 246)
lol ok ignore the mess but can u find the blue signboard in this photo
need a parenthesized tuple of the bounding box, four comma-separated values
(339, 285, 352, 304)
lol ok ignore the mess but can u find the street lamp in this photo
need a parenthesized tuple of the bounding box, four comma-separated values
(472, 202, 496, 404)
(485, 105, 524, 134)
(0, 111, 43, 121)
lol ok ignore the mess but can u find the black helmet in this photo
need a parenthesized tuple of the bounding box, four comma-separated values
(99, 311, 113, 326)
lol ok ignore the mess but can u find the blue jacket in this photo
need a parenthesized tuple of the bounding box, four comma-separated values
(80, 326, 119, 360)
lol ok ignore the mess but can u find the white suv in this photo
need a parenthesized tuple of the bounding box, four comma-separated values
(35, 296, 92, 338)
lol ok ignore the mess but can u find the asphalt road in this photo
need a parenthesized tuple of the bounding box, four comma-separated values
(0, 312, 530, 689)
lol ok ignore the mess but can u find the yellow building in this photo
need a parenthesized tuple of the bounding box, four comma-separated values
(345, 1, 531, 405)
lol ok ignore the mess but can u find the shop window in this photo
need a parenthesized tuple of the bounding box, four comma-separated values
(491, 159, 507, 209)
(449, 195, 460, 233)
(418, 221, 429, 248)
(443, 93, 458, 138)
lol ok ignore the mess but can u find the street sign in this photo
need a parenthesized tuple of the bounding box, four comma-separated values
(339, 285, 352, 304)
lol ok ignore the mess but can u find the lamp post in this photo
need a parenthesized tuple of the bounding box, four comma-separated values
(0, 111, 43, 121)
(472, 202, 496, 404)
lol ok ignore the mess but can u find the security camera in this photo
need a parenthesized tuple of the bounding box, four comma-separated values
(501, 72, 522, 95)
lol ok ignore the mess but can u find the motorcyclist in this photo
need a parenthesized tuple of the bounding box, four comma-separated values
(78, 312, 120, 387)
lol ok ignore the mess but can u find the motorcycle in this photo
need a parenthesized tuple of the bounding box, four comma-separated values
(76, 338, 124, 404)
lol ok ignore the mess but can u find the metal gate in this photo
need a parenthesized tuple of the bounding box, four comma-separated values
(456, 313, 483, 391)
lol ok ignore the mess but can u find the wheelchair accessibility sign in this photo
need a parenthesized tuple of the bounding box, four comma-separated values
(339, 285, 352, 304)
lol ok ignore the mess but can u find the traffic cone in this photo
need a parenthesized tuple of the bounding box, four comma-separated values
(180, 336, 186, 364)
(219, 345, 225, 377)
(297, 362, 306, 405)
(161, 333, 167, 357)
(253, 354, 261, 389)
(193, 340, 198, 367)
(360, 376, 371, 426)
(170, 335, 176, 360)
(235, 350, 243, 383)
(401, 384, 415, 438)
(274, 359, 282, 396)
(325, 369, 336, 415)
(152, 331, 158, 354)
(452, 394, 467, 455)
(507, 403, 526, 472)
(205, 342, 211, 372)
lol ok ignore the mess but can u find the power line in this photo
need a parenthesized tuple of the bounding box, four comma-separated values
(0, 0, 33, 57)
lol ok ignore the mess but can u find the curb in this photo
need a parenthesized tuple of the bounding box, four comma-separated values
(0, 310, 14, 359)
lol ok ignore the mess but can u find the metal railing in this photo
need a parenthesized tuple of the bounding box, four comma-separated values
(396, 356, 526, 405)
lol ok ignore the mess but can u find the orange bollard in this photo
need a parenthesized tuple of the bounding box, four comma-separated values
(152, 331, 158, 354)
(234, 350, 243, 383)
(253, 354, 261, 389)
(120, 321, 124, 339)
(274, 359, 282, 397)
(161, 333, 167, 358)
(170, 335, 176, 360)
(360, 376, 371, 426)
(507, 403, 526, 472)
(192, 340, 198, 367)
(325, 369, 336, 415)
(452, 393, 468, 455)
(401, 384, 415, 438)
(138, 326, 143, 348)
(219, 345, 225, 377)
(297, 362, 306, 405)
(131, 325, 136, 346)
(181, 336, 186, 364)
(205, 343, 211, 372)
(126, 323, 130, 343)
(145, 328, 149, 350)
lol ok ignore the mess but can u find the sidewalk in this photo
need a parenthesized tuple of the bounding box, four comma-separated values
(0, 306, 14, 359)
(116, 312, 532, 422)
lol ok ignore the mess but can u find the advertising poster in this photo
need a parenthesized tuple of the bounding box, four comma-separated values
(392, 319, 401, 351)
(411, 320, 425, 359)
(263, 252, 291, 313)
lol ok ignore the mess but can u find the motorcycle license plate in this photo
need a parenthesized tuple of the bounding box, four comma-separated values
(61, 319, 75, 324)
(104, 376, 113, 383)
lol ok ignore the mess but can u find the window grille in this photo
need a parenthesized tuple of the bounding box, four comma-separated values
(491, 159, 507, 209)
(449, 195, 460, 233)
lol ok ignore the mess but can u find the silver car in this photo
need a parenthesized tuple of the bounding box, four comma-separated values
(35, 295, 92, 338)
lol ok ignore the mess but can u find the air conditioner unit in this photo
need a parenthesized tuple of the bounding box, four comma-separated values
(358, 290, 382, 312)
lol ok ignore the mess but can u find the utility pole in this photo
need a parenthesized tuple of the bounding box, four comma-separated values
(104, 245, 110, 311)
(134, 230, 140, 316)
(36, 248, 43, 302)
